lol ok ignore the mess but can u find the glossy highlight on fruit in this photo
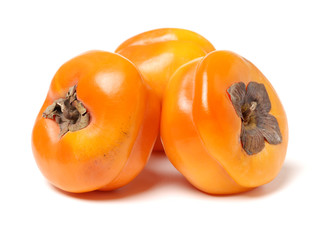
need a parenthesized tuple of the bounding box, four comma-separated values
(161, 51, 288, 194)
(32, 51, 160, 193)
(116, 28, 216, 150)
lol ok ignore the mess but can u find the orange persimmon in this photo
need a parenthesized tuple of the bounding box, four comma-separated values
(32, 51, 159, 193)
(161, 51, 288, 194)
(115, 28, 215, 150)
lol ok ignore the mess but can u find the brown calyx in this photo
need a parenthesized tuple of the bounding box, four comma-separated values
(227, 82, 282, 155)
(42, 85, 90, 137)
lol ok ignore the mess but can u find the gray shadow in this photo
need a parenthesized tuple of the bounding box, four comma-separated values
(49, 154, 301, 200)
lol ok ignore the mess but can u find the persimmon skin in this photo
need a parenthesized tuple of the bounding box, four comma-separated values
(161, 58, 251, 194)
(32, 51, 159, 193)
(161, 51, 288, 194)
(115, 28, 215, 151)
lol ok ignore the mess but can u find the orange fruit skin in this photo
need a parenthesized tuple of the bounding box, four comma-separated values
(116, 28, 215, 151)
(32, 51, 159, 193)
(161, 51, 288, 194)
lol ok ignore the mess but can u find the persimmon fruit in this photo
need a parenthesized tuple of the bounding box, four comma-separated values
(115, 28, 215, 150)
(161, 51, 288, 194)
(32, 51, 159, 193)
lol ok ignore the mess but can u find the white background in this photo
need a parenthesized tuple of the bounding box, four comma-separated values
(1, 0, 328, 239)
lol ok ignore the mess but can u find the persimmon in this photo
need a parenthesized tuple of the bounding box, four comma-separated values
(32, 51, 159, 193)
(161, 51, 288, 194)
(115, 28, 215, 150)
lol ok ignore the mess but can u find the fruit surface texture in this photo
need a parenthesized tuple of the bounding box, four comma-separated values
(116, 28, 215, 150)
(161, 51, 288, 194)
(32, 51, 159, 193)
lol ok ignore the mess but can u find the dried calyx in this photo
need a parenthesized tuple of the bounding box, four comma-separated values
(42, 85, 90, 137)
(227, 82, 282, 155)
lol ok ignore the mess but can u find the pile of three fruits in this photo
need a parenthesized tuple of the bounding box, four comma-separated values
(32, 28, 288, 195)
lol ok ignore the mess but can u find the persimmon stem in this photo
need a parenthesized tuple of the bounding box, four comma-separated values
(227, 82, 282, 155)
(42, 85, 90, 137)
(242, 101, 257, 125)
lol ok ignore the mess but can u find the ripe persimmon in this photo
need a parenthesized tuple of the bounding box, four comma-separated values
(161, 51, 288, 194)
(115, 28, 215, 150)
(32, 51, 159, 193)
